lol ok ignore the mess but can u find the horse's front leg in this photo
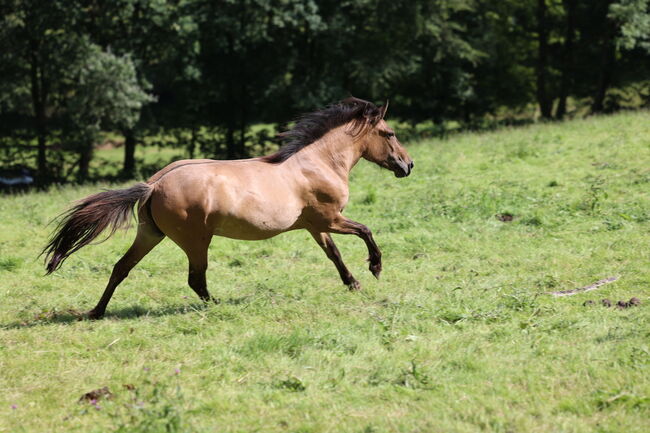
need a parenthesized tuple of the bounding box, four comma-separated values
(309, 231, 361, 290)
(327, 216, 382, 279)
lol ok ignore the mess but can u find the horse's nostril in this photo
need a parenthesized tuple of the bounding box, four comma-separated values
(409, 161, 414, 169)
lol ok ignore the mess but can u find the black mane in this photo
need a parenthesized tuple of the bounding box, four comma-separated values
(262, 97, 383, 164)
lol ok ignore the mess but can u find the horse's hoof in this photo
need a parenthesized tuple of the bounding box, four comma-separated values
(86, 309, 105, 320)
(347, 280, 362, 291)
(369, 262, 382, 279)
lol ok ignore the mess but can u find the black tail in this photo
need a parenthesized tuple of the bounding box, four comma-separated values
(42, 183, 154, 274)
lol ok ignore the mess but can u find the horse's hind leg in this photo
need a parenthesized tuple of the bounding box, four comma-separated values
(158, 213, 215, 302)
(88, 222, 164, 319)
(178, 238, 213, 302)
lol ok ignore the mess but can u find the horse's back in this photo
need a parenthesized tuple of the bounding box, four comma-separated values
(147, 159, 217, 183)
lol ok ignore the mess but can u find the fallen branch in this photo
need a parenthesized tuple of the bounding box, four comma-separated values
(549, 276, 619, 297)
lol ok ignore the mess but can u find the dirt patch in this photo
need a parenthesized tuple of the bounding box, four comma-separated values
(583, 297, 641, 309)
(496, 213, 514, 222)
(601, 298, 612, 307)
(616, 298, 642, 309)
(32, 309, 83, 321)
(79, 386, 112, 403)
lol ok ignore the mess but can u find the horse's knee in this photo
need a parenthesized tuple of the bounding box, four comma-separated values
(358, 224, 372, 237)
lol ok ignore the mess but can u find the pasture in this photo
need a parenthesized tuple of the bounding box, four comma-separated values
(1, 111, 649, 432)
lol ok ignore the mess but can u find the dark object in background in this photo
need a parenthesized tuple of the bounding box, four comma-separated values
(0, 166, 34, 190)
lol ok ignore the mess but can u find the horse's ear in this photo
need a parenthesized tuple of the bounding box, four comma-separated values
(361, 103, 381, 126)
(379, 100, 389, 119)
(342, 96, 368, 107)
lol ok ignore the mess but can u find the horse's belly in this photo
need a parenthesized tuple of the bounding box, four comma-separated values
(212, 219, 290, 240)
(210, 198, 303, 241)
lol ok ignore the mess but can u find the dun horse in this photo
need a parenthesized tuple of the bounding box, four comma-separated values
(43, 98, 414, 319)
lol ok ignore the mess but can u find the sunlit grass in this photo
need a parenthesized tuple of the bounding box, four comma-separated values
(1, 111, 649, 432)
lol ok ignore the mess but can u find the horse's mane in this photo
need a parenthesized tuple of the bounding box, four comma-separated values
(261, 97, 385, 164)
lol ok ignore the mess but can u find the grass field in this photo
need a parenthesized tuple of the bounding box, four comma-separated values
(1, 111, 649, 432)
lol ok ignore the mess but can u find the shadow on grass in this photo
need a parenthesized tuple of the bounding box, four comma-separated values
(1, 295, 260, 330)
(0, 302, 213, 330)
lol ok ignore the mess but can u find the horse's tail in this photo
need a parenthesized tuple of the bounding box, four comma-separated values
(42, 182, 154, 274)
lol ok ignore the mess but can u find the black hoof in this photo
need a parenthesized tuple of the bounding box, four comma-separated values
(347, 280, 362, 291)
(86, 309, 105, 320)
(369, 262, 382, 279)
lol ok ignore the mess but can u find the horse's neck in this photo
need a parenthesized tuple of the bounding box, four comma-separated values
(296, 127, 364, 181)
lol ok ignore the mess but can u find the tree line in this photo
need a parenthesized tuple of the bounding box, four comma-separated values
(1, 0, 649, 184)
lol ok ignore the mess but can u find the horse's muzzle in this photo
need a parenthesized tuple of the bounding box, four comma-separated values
(394, 160, 414, 178)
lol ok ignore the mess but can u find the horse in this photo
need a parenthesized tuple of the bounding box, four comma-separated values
(42, 97, 414, 319)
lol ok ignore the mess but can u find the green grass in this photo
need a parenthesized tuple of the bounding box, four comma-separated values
(1, 111, 649, 432)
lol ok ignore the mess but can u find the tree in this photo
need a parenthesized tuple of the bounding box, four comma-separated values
(2, 0, 650, 184)
(64, 42, 153, 180)
(190, 0, 324, 158)
(0, 0, 82, 183)
(556, 0, 577, 119)
(610, 0, 650, 53)
(75, 0, 198, 177)
(536, 0, 553, 118)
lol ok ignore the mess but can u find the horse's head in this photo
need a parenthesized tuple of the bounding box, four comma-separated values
(356, 101, 414, 178)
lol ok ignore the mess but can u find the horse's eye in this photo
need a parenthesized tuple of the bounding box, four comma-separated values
(385, 132, 395, 138)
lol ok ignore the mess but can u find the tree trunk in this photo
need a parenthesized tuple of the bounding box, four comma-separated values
(35, 124, 47, 183)
(225, 125, 236, 159)
(237, 80, 247, 158)
(78, 144, 93, 182)
(238, 124, 246, 158)
(188, 126, 197, 159)
(29, 39, 48, 184)
(556, 0, 576, 119)
(122, 129, 136, 178)
(592, 47, 615, 113)
(591, 0, 616, 113)
(536, 0, 553, 119)
(592, 2, 616, 113)
(224, 32, 237, 160)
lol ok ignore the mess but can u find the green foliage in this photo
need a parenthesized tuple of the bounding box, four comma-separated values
(610, 0, 650, 51)
(1, 0, 650, 181)
(63, 42, 153, 180)
(67, 44, 153, 136)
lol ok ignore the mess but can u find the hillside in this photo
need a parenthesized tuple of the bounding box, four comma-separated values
(1, 111, 649, 432)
